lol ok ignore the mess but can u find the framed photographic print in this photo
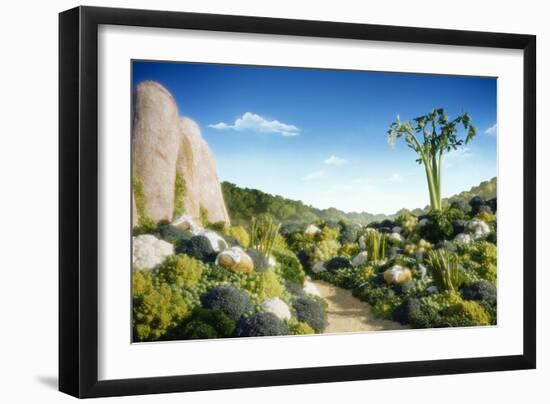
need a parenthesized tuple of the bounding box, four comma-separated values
(59, 6, 536, 398)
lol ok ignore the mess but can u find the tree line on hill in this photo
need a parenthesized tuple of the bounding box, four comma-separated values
(221, 177, 496, 227)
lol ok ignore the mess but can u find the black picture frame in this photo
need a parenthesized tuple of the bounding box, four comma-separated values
(59, 5, 536, 398)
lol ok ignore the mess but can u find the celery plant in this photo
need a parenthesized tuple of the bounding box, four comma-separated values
(387, 108, 477, 211)
(365, 231, 386, 263)
(425, 249, 462, 292)
(250, 215, 281, 259)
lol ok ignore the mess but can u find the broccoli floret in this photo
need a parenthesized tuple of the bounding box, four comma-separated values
(339, 225, 358, 244)
(461, 280, 497, 306)
(284, 280, 307, 298)
(292, 296, 327, 333)
(234, 313, 289, 337)
(176, 235, 216, 262)
(450, 199, 471, 213)
(325, 256, 352, 272)
(392, 298, 439, 328)
(273, 250, 305, 285)
(420, 210, 453, 243)
(451, 220, 467, 237)
(393, 279, 415, 295)
(153, 223, 193, 245)
(164, 308, 235, 340)
(201, 285, 253, 320)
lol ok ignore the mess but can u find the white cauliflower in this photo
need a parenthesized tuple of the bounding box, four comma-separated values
(466, 219, 491, 240)
(454, 233, 473, 244)
(304, 224, 321, 236)
(268, 255, 277, 268)
(351, 251, 369, 267)
(132, 234, 174, 271)
(261, 297, 291, 320)
(389, 232, 404, 242)
(303, 280, 322, 297)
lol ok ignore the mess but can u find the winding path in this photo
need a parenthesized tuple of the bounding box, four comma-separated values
(308, 279, 407, 333)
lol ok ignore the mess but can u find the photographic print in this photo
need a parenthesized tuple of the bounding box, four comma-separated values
(131, 61, 497, 343)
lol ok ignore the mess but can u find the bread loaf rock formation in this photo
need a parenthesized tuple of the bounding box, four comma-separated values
(176, 117, 230, 224)
(132, 81, 230, 226)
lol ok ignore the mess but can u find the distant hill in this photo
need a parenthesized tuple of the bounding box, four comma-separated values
(221, 177, 496, 227)
(443, 177, 497, 207)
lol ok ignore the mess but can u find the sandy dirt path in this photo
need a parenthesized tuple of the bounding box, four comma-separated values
(309, 279, 407, 333)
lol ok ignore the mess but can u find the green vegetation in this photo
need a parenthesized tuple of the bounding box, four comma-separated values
(176, 235, 217, 263)
(458, 241, 497, 284)
(153, 223, 192, 245)
(338, 242, 360, 259)
(272, 249, 306, 286)
(153, 254, 204, 289)
(365, 232, 386, 262)
(288, 320, 315, 335)
(199, 204, 209, 227)
(255, 270, 285, 301)
(173, 170, 187, 219)
(303, 239, 341, 267)
(222, 181, 390, 227)
(133, 167, 497, 342)
(225, 225, 250, 247)
(132, 173, 156, 235)
(132, 271, 189, 342)
(445, 178, 496, 210)
(200, 285, 253, 320)
(365, 231, 386, 263)
(395, 212, 418, 235)
(164, 308, 236, 340)
(299, 191, 497, 330)
(234, 313, 289, 337)
(420, 210, 454, 243)
(425, 249, 462, 292)
(250, 215, 281, 259)
(292, 296, 327, 333)
(325, 257, 352, 272)
(442, 299, 491, 326)
(461, 280, 497, 306)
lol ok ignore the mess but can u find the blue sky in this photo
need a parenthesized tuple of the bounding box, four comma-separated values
(133, 61, 497, 214)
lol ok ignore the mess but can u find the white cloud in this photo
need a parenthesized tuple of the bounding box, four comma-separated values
(444, 147, 473, 168)
(323, 155, 348, 166)
(302, 170, 325, 181)
(208, 112, 300, 136)
(208, 122, 231, 130)
(452, 147, 473, 158)
(387, 173, 402, 182)
(485, 123, 497, 136)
